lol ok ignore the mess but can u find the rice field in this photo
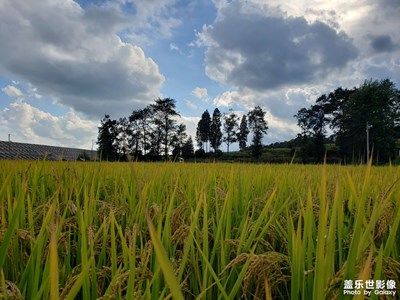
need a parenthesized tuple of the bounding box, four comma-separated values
(0, 161, 399, 299)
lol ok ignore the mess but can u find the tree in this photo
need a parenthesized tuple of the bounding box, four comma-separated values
(237, 115, 249, 151)
(129, 107, 152, 159)
(97, 115, 118, 161)
(210, 108, 223, 153)
(150, 98, 180, 159)
(114, 117, 130, 161)
(196, 110, 211, 151)
(195, 126, 203, 150)
(294, 102, 328, 162)
(182, 136, 195, 159)
(334, 79, 399, 162)
(128, 111, 142, 159)
(148, 125, 163, 159)
(171, 123, 188, 160)
(248, 106, 268, 158)
(223, 109, 239, 153)
(296, 79, 400, 163)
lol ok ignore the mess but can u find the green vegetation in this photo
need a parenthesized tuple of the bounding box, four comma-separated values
(1, 161, 399, 299)
(296, 79, 400, 163)
(97, 78, 399, 164)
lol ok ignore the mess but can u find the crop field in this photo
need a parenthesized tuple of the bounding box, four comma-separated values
(0, 161, 399, 299)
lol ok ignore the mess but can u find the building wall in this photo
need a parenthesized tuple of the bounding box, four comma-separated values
(0, 141, 97, 161)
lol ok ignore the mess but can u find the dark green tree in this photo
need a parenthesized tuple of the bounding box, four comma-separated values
(114, 117, 130, 161)
(195, 126, 203, 150)
(129, 107, 152, 159)
(171, 123, 188, 160)
(196, 110, 211, 151)
(210, 108, 223, 153)
(97, 115, 118, 161)
(237, 115, 249, 151)
(128, 110, 142, 160)
(248, 106, 268, 158)
(148, 126, 163, 159)
(334, 79, 399, 162)
(150, 98, 180, 159)
(223, 109, 239, 153)
(181, 136, 195, 159)
(294, 102, 328, 162)
(296, 79, 400, 163)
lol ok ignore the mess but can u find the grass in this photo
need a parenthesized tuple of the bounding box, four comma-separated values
(0, 161, 399, 299)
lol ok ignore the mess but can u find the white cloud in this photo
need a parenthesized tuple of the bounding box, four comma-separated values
(2, 85, 24, 99)
(122, 0, 182, 45)
(213, 91, 240, 107)
(0, 100, 98, 149)
(184, 99, 199, 110)
(170, 43, 179, 51)
(192, 87, 208, 99)
(169, 42, 185, 55)
(180, 115, 200, 141)
(0, 0, 165, 118)
(263, 111, 299, 143)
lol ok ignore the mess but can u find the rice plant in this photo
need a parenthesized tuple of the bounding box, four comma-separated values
(0, 161, 399, 299)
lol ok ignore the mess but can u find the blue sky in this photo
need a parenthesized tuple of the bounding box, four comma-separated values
(0, 0, 399, 149)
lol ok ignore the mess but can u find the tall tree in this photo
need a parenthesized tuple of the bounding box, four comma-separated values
(196, 110, 211, 151)
(114, 117, 130, 161)
(148, 125, 163, 159)
(171, 123, 188, 160)
(195, 126, 203, 150)
(128, 110, 142, 159)
(97, 115, 118, 161)
(334, 79, 399, 162)
(223, 109, 239, 153)
(210, 108, 223, 153)
(237, 115, 249, 151)
(248, 106, 268, 158)
(129, 107, 152, 158)
(294, 103, 328, 162)
(150, 98, 180, 159)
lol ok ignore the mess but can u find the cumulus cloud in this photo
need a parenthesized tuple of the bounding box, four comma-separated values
(213, 90, 255, 108)
(263, 111, 299, 143)
(2, 85, 24, 99)
(0, 0, 165, 118)
(0, 100, 98, 149)
(213, 91, 237, 107)
(197, 1, 358, 91)
(192, 87, 208, 99)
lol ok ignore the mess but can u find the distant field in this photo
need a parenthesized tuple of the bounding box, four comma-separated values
(0, 161, 399, 299)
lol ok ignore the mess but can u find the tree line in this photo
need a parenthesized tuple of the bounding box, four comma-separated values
(294, 78, 400, 163)
(97, 78, 399, 163)
(97, 98, 269, 161)
(195, 107, 268, 158)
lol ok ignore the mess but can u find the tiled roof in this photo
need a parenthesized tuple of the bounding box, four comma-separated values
(0, 141, 97, 161)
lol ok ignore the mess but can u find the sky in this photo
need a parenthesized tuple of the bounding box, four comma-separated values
(0, 0, 399, 150)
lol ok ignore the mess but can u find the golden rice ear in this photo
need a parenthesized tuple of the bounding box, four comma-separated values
(1, 280, 23, 300)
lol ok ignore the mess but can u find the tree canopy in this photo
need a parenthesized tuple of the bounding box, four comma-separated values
(295, 79, 400, 163)
(248, 106, 268, 158)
